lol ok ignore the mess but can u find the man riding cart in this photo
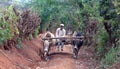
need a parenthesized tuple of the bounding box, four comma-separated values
(42, 25, 84, 61)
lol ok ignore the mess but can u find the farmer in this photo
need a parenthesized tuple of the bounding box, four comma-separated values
(56, 24, 66, 51)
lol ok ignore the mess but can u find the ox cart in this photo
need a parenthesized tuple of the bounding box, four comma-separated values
(42, 36, 84, 61)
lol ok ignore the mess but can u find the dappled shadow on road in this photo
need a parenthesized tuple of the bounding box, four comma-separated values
(49, 52, 72, 56)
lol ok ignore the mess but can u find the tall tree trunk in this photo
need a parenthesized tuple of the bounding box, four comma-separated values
(103, 21, 113, 47)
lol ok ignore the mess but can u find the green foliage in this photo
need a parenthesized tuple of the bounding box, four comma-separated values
(0, 0, 9, 2)
(28, 27, 40, 40)
(26, 0, 100, 32)
(99, 0, 120, 46)
(33, 27, 39, 38)
(16, 37, 22, 49)
(79, 0, 101, 31)
(28, 34, 33, 40)
(99, 0, 116, 20)
(113, 0, 120, 14)
(97, 27, 108, 54)
(0, 5, 19, 46)
(100, 46, 120, 69)
(110, 18, 120, 45)
(0, 17, 11, 46)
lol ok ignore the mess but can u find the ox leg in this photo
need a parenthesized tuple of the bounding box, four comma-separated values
(43, 40, 50, 61)
(73, 44, 78, 59)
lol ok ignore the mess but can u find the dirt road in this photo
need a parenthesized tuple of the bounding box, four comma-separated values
(32, 44, 98, 69)
(0, 37, 99, 69)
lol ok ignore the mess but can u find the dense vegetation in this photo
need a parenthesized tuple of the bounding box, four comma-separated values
(0, 0, 120, 69)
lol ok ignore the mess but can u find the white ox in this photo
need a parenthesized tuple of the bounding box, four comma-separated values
(43, 31, 56, 61)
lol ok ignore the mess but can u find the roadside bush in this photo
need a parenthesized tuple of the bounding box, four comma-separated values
(100, 45, 120, 69)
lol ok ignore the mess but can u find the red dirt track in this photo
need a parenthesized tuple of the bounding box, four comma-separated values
(1, 35, 118, 69)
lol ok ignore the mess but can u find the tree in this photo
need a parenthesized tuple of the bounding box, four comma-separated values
(99, 0, 120, 47)
(26, 0, 83, 32)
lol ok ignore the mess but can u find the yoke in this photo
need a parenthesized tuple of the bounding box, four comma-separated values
(42, 36, 84, 40)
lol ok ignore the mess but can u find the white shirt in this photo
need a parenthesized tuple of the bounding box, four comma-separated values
(56, 28, 66, 37)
